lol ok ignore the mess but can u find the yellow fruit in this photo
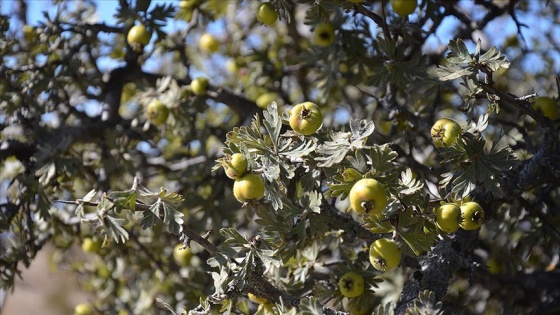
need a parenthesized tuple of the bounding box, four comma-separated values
(313, 23, 335, 46)
(127, 24, 151, 47)
(459, 202, 485, 230)
(199, 33, 219, 53)
(349, 178, 388, 216)
(173, 244, 193, 266)
(431, 118, 461, 148)
(191, 77, 209, 95)
(82, 238, 102, 254)
(248, 293, 268, 304)
(224, 153, 248, 179)
(233, 174, 265, 203)
(338, 272, 365, 298)
(75, 303, 94, 315)
(256, 3, 278, 26)
(533, 96, 558, 120)
(289, 102, 323, 135)
(145, 100, 169, 126)
(435, 204, 461, 233)
(256, 92, 279, 109)
(390, 0, 417, 17)
(369, 238, 401, 272)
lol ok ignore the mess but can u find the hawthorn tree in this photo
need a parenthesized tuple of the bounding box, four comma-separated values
(1, 0, 560, 314)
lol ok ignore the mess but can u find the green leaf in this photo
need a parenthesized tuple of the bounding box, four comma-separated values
(103, 215, 129, 243)
(220, 228, 249, 246)
(368, 144, 398, 173)
(400, 232, 436, 256)
(262, 102, 282, 150)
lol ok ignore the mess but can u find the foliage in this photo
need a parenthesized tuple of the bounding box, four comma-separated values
(1, 1, 560, 315)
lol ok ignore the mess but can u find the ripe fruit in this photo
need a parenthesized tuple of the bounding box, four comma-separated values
(349, 178, 388, 216)
(338, 272, 365, 298)
(533, 96, 558, 120)
(460, 201, 485, 230)
(289, 102, 323, 135)
(435, 204, 461, 233)
(369, 238, 401, 272)
(173, 244, 193, 266)
(431, 118, 461, 148)
(191, 77, 209, 95)
(127, 24, 151, 48)
(256, 3, 278, 26)
(233, 173, 265, 203)
(75, 303, 94, 315)
(145, 100, 170, 126)
(224, 153, 248, 179)
(248, 293, 268, 304)
(390, 0, 418, 17)
(82, 238, 102, 254)
(199, 33, 219, 53)
(313, 22, 335, 46)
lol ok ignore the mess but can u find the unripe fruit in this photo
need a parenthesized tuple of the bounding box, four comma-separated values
(435, 204, 461, 233)
(145, 100, 170, 126)
(431, 118, 461, 148)
(347, 298, 372, 315)
(460, 202, 485, 230)
(82, 238, 102, 254)
(390, 0, 417, 17)
(199, 33, 219, 53)
(233, 173, 265, 203)
(191, 77, 209, 95)
(248, 293, 268, 304)
(173, 244, 193, 266)
(127, 24, 151, 47)
(369, 238, 401, 272)
(289, 102, 323, 135)
(338, 272, 365, 298)
(313, 22, 335, 46)
(349, 178, 388, 216)
(256, 92, 279, 109)
(533, 97, 558, 120)
(256, 3, 278, 26)
(75, 303, 94, 315)
(23, 25, 35, 42)
(224, 153, 248, 179)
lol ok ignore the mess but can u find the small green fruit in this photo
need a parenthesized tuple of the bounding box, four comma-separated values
(145, 100, 169, 126)
(75, 303, 94, 315)
(224, 153, 248, 179)
(191, 77, 209, 95)
(431, 118, 461, 148)
(369, 238, 401, 272)
(173, 244, 193, 266)
(390, 0, 417, 17)
(233, 173, 265, 203)
(338, 272, 365, 298)
(313, 22, 335, 46)
(349, 178, 388, 216)
(256, 92, 279, 109)
(435, 204, 461, 233)
(460, 202, 485, 230)
(533, 97, 558, 120)
(127, 24, 151, 48)
(256, 3, 278, 26)
(289, 102, 323, 135)
(199, 33, 219, 53)
(82, 238, 102, 254)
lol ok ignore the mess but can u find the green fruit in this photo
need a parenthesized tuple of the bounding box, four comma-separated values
(256, 3, 278, 26)
(338, 272, 365, 298)
(145, 100, 169, 126)
(199, 33, 219, 53)
(390, 0, 417, 17)
(347, 298, 372, 315)
(369, 238, 401, 272)
(224, 153, 248, 179)
(191, 77, 209, 95)
(289, 102, 323, 135)
(349, 178, 388, 216)
(435, 204, 461, 233)
(173, 244, 193, 266)
(313, 22, 335, 46)
(127, 24, 151, 47)
(431, 118, 461, 148)
(82, 238, 102, 254)
(23, 24, 35, 42)
(75, 303, 94, 315)
(248, 293, 268, 304)
(533, 97, 558, 120)
(256, 92, 279, 109)
(233, 173, 265, 203)
(460, 202, 485, 230)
